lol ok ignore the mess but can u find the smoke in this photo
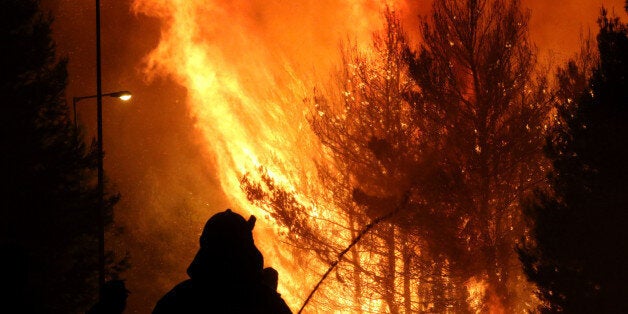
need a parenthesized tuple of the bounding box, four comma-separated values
(44, 0, 627, 312)
(129, 1, 405, 309)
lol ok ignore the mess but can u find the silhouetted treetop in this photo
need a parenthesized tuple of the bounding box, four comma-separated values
(518, 9, 628, 313)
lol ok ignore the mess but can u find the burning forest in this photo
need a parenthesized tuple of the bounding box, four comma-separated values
(241, 3, 547, 312)
(3, 0, 628, 313)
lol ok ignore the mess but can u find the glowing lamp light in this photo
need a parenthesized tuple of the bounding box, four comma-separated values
(72, 90, 133, 128)
(108, 90, 132, 101)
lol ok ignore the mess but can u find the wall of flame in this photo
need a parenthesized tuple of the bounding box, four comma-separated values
(130, 0, 410, 310)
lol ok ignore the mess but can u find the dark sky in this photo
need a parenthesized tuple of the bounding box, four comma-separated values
(42, 1, 627, 312)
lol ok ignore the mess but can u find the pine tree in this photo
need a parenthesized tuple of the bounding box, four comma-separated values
(0, 0, 118, 312)
(404, 0, 549, 310)
(518, 9, 628, 313)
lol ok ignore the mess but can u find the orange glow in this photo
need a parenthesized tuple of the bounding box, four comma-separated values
(131, 0, 401, 310)
(466, 277, 488, 313)
(117, 0, 626, 312)
(43, 0, 628, 311)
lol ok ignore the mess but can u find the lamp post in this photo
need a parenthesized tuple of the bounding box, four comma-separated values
(95, 0, 104, 299)
(94, 0, 132, 299)
(71, 89, 131, 300)
(95, 0, 106, 300)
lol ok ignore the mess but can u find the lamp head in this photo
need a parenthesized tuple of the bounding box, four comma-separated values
(109, 91, 132, 101)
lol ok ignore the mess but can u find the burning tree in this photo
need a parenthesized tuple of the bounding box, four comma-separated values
(243, 1, 550, 312)
(308, 12, 427, 312)
(243, 11, 426, 312)
(404, 0, 550, 310)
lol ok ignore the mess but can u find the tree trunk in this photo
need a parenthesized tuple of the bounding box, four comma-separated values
(402, 233, 412, 313)
(350, 215, 363, 313)
(384, 224, 399, 314)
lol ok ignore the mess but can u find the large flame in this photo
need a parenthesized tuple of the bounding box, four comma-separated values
(131, 0, 402, 310)
(127, 0, 626, 312)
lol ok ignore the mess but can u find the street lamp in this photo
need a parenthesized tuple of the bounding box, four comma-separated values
(93, 0, 135, 300)
(93, 0, 134, 300)
(71, 89, 131, 302)
(73, 91, 132, 128)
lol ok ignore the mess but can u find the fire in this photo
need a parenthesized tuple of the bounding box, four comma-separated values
(466, 277, 489, 313)
(131, 0, 398, 310)
(126, 0, 617, 312)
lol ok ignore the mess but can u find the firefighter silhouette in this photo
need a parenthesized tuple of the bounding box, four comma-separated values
(153, 209, 291, 313)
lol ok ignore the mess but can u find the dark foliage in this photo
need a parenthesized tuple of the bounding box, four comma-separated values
(86, 280, 129, 314)
(518, 9, 628, 313)
(0, 0, 119, 312)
